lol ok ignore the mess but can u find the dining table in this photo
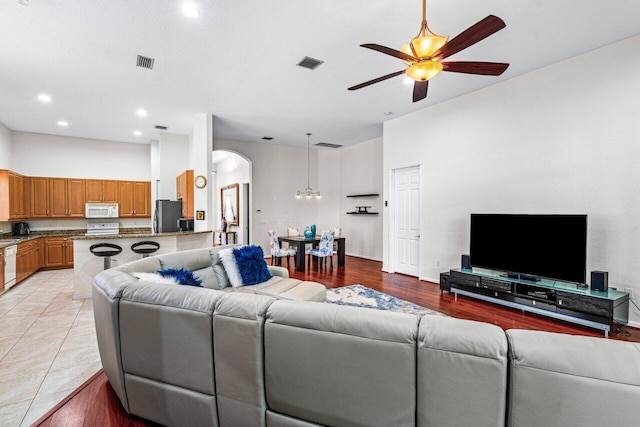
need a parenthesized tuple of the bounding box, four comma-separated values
(278, 235, 346, 271)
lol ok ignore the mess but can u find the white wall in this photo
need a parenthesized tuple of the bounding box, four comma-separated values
(10, 131, 152, 230)
(383, 35, 640, 324)
(156, 133, 190, 200)
(0, 121, 11, 169)
(12, 132, 150, 179)
(0, 121, 12, 234)
(318, 138, 383, 261)
(213, 137, 317, 253)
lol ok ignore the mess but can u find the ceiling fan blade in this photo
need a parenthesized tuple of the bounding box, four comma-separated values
(432, 15, 506, 61)
(348, 70, 406, 91)
(412, 81, 429, 102)
(361, 44, 417, 62)
(442, 61, 509, 76)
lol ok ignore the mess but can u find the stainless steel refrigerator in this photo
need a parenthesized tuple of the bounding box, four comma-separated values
(154, 200, 182, 233)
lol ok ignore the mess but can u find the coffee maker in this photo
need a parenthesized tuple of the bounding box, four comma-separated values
(12, 222, 30, 236)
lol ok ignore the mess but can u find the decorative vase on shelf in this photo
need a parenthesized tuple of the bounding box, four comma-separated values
(310, 224, 316, 237)
(304, 226, 313, 239)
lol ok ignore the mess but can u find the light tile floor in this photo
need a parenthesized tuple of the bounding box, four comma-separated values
(0, 269, 101, 427)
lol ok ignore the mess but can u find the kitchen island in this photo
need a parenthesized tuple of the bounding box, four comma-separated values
(72, 230, 212, 299)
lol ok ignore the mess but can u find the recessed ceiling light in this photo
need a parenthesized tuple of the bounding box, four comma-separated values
(136, 108, 147, 117)
(182, 2, 200, 17)
(57, 121, 68, 127)
(37, 93, 52, 103)
(133, 130, 142, 136)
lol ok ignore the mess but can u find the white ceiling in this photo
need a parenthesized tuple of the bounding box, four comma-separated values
(1, 0, 639, 149)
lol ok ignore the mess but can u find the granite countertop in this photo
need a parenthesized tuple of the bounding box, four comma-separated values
(71, 230, 212, 240)
(0, 229, 211, 248)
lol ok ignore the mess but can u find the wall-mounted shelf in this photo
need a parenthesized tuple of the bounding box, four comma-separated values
(346, 193, 379, 198)
(347, 212, 379, 215)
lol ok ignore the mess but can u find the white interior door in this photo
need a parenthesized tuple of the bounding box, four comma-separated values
(393, 166, 420, 276)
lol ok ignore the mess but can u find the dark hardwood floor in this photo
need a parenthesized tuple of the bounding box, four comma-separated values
(34, 256, 640, 426)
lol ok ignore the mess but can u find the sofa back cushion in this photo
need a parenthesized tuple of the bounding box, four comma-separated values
(417, 316, 508, 427)
(506, 329, 640, 427)
(264, 300, 418, 427)
(156, 248, 223, 290)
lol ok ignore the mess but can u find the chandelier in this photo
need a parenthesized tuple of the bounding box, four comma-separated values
(295, 133, 322, 199)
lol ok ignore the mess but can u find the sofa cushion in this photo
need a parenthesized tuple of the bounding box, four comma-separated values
(219, 248, 244, 288)
(232, 245, 271, 286)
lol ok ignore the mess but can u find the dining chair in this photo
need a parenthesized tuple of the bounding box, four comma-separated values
(332, 227, 341, 254)
(267, 230, 296, 268)
(307, 230, 334, 270)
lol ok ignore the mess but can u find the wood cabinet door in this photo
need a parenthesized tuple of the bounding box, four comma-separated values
(49, 178, 68, 217)
(16, 243, 27, 282)
(64, 239, 74, 267)
(67, 179, 86, 217)
(85, 179, 103, 202)
(9, 172, 28, 219)
(30, 177, 49, 217)
(44, 238, 66, 268)
(133, 181, 150, 217)
(118, 181, 134, 217)
(102, 180, 119, 203)
(0, 251, 5, 292)
(176, 173, 184, 200)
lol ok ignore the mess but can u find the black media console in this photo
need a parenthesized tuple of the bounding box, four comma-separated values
(442, 268, 630, 337)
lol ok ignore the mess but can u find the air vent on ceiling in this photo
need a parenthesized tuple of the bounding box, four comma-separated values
(315, 142, 342, 149)
(297, 56, 324, 70)
(154, 125, 168, 130)
(261, 136, 274, 140)
(136, 55, 155, 70)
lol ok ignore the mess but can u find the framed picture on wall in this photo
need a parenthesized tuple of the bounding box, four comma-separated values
(221, 182, 239, 226)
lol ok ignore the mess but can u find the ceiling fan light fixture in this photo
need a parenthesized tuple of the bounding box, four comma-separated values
(401, 35, 448, 63)
(406, 61, 443, 81)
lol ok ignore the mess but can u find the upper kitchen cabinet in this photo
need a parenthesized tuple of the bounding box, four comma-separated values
(49, 178, 86, 218)
(176, 170, 194, 219)
(0, 170, 29, 220)
(30, 176, 49, 218)
(86, 179, 118, 203)
(119, 180, 151, 217)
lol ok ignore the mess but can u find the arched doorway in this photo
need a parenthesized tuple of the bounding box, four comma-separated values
(212, 150, 252, 245)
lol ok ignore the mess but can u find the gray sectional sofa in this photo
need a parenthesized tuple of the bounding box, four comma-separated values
(92, 246, 640, 427)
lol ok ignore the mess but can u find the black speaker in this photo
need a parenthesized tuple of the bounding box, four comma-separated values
(461, 254, 471, 270)
(440, 272, 451, 293)
(590, 271, 608, 292)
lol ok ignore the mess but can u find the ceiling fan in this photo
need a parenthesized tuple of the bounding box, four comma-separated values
(348, 0, 509, 102)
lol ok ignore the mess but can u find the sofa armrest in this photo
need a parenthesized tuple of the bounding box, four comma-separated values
(268, 266, 289, 278)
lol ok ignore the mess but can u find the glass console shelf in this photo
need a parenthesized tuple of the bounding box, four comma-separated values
(446, 267, 630, 337)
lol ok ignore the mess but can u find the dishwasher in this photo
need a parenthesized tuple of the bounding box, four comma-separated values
(4, 245, 17, 289)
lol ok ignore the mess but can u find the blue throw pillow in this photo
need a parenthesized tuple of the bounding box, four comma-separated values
(157, 268, 203, 287)
(232, 245, 272, 286)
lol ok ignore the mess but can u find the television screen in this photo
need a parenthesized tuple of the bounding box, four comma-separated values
(470, 214, 587, 284)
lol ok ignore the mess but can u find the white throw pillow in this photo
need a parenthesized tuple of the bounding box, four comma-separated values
(218, 248, 244, 288)
(131, 272, 179, 285)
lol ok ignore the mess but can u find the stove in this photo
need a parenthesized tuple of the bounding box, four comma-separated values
(86, 222, 120, 236)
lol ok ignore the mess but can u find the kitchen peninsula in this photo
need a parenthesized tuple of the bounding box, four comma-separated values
(72, 229, 212, 299)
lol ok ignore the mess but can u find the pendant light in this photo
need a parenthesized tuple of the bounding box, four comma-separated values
(295, 133, 322, 200)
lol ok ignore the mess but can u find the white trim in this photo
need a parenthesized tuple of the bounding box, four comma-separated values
(627, 320, 640, 329)
(345, 253, 382, 262)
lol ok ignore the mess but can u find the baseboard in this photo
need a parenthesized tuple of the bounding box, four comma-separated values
(626, 320, 640, 329)
(420, 276, 439, 284)
(345, 253, 382, 262)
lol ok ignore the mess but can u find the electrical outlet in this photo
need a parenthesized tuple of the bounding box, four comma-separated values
(625, 287, 633, 298)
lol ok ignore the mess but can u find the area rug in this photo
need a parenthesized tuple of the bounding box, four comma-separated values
(325, 284, 446, 317)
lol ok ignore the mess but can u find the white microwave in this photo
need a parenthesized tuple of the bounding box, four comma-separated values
(85, 203, 119, 218)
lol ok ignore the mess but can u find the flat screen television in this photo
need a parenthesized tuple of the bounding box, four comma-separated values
(470, 214, 587, 284)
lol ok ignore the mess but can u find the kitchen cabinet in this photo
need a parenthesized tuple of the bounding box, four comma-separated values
(119, 180, 151, 217)
(86, 179, 119, 203)
(30, 176, 50, 218)
(16, 239, 40, 284)
(43, 237, 74, 269)
(49, 178, 86, 218)
(176, 170, 194, 219)
(0, 249, 4, 293)
(0, 170, 29, 220)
